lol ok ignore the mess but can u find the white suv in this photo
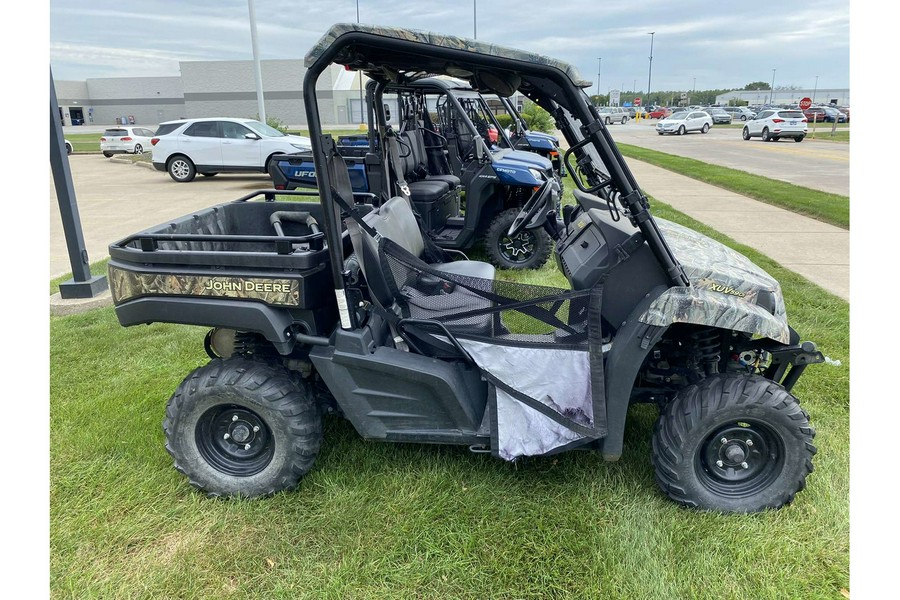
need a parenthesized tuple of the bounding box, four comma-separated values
(151, 118, 312, 182)
(742, 109, 807, 143)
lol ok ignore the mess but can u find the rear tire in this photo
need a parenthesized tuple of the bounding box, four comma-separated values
(163, 357, 323, 498)
(484, 208, 552, 270)
(65, 142, 73, 155)
(701, 123, 710, 134)
(167, 155, 196, 182)
(794, 136, 804, 143)
(133, 144, 143, 154)
(652, 374, 815, 513)
(741, 115, 747, 121)
(761, 128, 771, 142)
(605, 117, 611, 125)
(103, 151, 113, 158)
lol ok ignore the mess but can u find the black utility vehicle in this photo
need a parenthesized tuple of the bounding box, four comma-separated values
(109, 24, 824, 513)
(270, 77, 561, 271)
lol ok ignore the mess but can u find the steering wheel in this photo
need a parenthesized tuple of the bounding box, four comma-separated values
(507, 179, 556, 237)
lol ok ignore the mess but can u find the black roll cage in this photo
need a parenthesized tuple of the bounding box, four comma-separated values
(302, 29, 689, 329)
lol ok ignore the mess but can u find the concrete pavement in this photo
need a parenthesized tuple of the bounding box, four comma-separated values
(623, 157, 849, 300)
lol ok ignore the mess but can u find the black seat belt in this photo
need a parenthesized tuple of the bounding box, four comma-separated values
(384, 128, 411, 203)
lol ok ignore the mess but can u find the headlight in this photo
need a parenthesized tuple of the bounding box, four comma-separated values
(528, 168, 546, 181)
(290, 143, 310, 151)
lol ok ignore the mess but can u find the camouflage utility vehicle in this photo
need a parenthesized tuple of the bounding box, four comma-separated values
(109, 24, 824, 512)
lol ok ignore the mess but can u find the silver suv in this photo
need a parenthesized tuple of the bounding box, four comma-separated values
(722, 106, 756, 122)
(598, 107, 629, 125)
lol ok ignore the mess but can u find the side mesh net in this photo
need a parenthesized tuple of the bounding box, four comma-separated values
(377, 238, 607, 460)
(380, 238, 592, 348)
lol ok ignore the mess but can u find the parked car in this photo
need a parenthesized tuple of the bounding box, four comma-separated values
(821, 106, 847, 123)
(100, 126, 156, 157)
(721, 106, 756, 121)
(648, 106, 671, 119)
(656, 110, 713, 135)
(837, 107, 850, 122)
(803, 107, 828, 123)
(704, 107, 733, 124)
(742, 109, 807, 142)
(64, 139, 73, 155)
(150, 118, 312, 182)
(598, 107, 629, 124)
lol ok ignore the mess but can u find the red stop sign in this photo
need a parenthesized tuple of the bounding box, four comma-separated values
(634, 97, 642, 106)
(799, 97, 812, 110)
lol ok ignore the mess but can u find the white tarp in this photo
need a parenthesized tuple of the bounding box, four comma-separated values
(458, 339, 593, 460)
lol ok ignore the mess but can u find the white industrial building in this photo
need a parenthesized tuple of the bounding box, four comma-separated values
(715, 88, 850, 107)
(54, 60, 370, 128)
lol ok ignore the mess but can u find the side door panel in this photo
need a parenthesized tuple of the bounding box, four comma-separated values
(220, 121, 262, 168)
(180, 121, 222, 166)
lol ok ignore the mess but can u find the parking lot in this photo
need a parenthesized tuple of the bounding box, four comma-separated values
(51, 121, 850, 281)
(608, 120, 849, 196)
(50, 156, 273, 278)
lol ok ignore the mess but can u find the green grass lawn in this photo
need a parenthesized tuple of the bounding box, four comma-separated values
(617, 144, 850, 228)
(50, 196, 849, 598)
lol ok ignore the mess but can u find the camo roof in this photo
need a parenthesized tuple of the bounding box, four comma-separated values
(305, 23, 592, 88)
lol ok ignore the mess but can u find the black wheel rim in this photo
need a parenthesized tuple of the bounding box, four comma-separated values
(695, 420, 785, 498)
(195, 404, 274, 476)
(498, 230, 537, 264)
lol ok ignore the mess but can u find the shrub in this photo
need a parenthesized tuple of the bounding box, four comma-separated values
(520, 101, 554, 133)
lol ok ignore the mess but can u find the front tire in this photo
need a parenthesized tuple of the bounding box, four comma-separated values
(761, 127, 771, 142)
(678, 125, 686, 136)
(168, 155, 197, 182)
(484, 208, 552, 270)
(652, 374, 815, 513)
(742, 128, 751, 140)
(163, 357, 323, 498)
(65, 143, 73, 155)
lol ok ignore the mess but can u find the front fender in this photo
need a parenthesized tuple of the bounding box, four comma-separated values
(638, 286, 790, 344)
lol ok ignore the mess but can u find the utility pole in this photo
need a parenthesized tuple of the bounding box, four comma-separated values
(596, 57, 601, 105)
(813, 75, 819, 104)
(247, 0, 266, 123)
(473, 0, 477, 39)
(647, 32, 655, 104)
(770, 68, 776, 105)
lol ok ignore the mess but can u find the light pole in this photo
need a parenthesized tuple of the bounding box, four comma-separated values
(247, 0, 266, 123)
(647, 32, 655, 104)
(356, 0, 363, 124)
(474, 0, 477, 39)
(769, 68, 776, 105)
(692, 77, 696, 104)
(596, 57, 601, 105)
(813, 75, 819, 104)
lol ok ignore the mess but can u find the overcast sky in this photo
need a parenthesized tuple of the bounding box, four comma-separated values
(49, 0, 849, 93)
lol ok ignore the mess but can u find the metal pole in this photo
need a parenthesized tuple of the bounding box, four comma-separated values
(770, 68, 776, 105)
(596, 57, 601, 105)
(647, 32, 655, 104)
(50, 67, 108, 299)
(473, 0, 477, 39)
(813, 75, 819, 104)
(248, 0, 266, 123)
(357, 0, 363, 124)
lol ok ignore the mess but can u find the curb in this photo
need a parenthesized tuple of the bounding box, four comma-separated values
(109, 156, 155, 169)
(50, 290, 114, 316)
